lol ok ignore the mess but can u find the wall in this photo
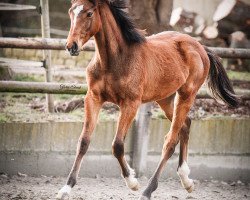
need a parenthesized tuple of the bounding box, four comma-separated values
(0, 118, 249, 182)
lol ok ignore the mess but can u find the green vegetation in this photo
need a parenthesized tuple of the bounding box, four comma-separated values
(13, 74, 44, 82)
(0, 114, 8, 123)
(227, 71, 250, 81)
(151, 109, 166, 119)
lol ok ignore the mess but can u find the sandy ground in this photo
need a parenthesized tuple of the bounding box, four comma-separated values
(0, 175, 249, 200)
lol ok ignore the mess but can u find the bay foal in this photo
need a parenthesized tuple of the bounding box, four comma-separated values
(57, 0, 238, 199)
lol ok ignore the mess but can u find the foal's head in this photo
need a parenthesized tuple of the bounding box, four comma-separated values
(66, 0, 101, 56)
(66, 0, 146, 56)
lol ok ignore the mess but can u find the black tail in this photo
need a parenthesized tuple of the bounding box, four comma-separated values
(205, 47, 239, 107)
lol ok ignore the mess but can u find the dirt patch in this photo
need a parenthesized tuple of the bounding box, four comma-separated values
(189, 99, 250, 118)
(0, 175, 249, 200)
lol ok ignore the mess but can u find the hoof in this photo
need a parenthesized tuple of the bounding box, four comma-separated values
(185, 180, 195, 193)
(177, 161, 194, 193)
(138, 195, 150, 200)
(125, 176, 140, 191)
(56, 185, 71, 199)
(124, 168, 140, 191)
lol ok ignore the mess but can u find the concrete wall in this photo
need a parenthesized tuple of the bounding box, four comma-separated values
(0, 118, 250, 182)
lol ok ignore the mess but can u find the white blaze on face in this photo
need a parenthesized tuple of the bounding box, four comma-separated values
(73, 5, 84, 25)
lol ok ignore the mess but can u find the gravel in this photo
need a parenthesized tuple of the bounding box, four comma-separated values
(0, 175, 249, 200)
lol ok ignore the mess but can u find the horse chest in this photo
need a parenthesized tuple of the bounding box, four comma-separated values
(88, 74, 131, 104)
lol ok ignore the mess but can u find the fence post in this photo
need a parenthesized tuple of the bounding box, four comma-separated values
(132, 102, 152, 176)
(40, 0, 54, 112)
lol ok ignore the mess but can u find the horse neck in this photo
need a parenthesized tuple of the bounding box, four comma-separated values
(94, 3, 128, 68)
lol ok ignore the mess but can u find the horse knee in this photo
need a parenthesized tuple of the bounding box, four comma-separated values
(78, 136, 90, 154)
(112, 139, 124, 158)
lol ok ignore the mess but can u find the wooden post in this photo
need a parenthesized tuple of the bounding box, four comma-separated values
(0, 23, 3, 57)
(132, 103, 152, 176)
(40, 0, 54, 112)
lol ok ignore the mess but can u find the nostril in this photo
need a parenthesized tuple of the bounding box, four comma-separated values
(66, 42, 79, 56)
(72, 42, 78, 51)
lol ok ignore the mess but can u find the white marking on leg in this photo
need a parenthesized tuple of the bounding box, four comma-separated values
(123, 161, 139, 191)
(56, 185, 72, 199)
(73, 5, 84, 26)
(177, 161, 194, 193)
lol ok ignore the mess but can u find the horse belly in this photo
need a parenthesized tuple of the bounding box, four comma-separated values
(141, 73, 185, 103)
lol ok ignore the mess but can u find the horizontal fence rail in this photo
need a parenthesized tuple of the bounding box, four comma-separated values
(1, 81, 250, 100)
(0, 37, 95, 51)
(0, 3, 36, 11)
(208, 47, 250, 59)
(0, 37, 250, 59)
(0, 81, 88, 95)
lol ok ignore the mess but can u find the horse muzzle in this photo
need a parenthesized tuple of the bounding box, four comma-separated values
(66, 42, 80, 56)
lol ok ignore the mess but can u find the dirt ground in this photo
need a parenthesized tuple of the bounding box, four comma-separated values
(0, 175, 249, 200)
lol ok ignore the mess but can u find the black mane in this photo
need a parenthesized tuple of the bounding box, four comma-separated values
(106, 0, 146, 44)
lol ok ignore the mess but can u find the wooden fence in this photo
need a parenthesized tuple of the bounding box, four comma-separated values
(1, 36, 250, 175)
(0, 37, 250, 58)
(0, 81, 250, 100)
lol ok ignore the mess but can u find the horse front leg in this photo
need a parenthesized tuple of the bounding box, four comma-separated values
(112, 100, 140, 191)
(56, 93, 103, 199)
(139, 91, 196, 200)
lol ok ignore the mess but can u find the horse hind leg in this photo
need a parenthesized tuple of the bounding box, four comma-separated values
(139, 91, 196, 200)
(157, 95, 194, 193)
(177, 117, 194, 193)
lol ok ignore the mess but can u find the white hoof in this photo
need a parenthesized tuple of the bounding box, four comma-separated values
(185, 180, 195, 193)
(125, 175, 140, 191)
(177, 161, 195, 193)
(56, 185, 71, 199)
(124, 168, 140, 191)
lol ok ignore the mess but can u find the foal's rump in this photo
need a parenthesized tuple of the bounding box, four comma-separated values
(141, 31, 209, 102)
(144, 31, 239, 107)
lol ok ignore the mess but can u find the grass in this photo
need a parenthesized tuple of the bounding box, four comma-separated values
(0, 114, 8, 123)
(13, 74, 44, 82)
(227, 71, 250, 81)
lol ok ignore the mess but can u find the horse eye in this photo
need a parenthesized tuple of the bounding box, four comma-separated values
(87, 12, 93, 18)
